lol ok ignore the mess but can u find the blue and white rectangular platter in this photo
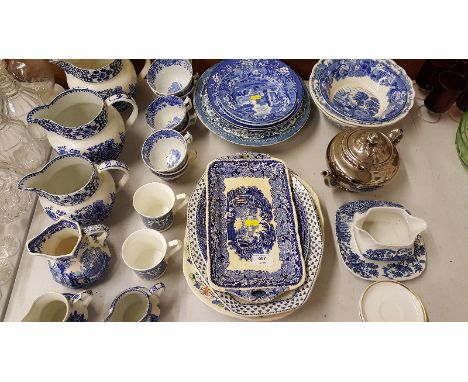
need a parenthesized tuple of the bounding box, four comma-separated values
(205, 157, 306, 292)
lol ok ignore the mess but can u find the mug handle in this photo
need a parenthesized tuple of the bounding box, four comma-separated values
(173, 193, 188, 215)
(137, 59, 151, 81)
(149, 282, 166, 297)
(97, 160, 129, 193)
(166, 239, 182, 260)
(82, 224, 109, 245)
(105, 93, 139, 128)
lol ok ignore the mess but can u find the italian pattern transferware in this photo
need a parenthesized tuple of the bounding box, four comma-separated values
(194, 67, 311, 147)
(186, 152, 324, 317)
(335, 200, 426, 281)
(207, 60, 303, 127)
(206, 157, 305, 293)
(309, 59, 414, 127)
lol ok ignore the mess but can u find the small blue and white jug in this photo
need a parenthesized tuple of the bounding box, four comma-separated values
(22, 290, 93, 322)
(104, 283, 165, 322)
(27, 219, 111, 289)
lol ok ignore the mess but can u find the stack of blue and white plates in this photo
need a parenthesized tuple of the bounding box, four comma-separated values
(194, 60, 311, 146)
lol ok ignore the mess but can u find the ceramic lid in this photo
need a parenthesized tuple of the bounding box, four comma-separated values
(326, 127, 403, 190)
(359, 281, 427, 322)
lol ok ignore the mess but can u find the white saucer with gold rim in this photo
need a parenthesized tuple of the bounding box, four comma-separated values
(359, 281, 427, 322)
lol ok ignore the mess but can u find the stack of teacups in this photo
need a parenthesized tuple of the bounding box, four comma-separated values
(146, 59, 196, 99)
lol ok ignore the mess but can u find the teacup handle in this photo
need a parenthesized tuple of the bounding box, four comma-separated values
(187, 110, 197, 127)
(183, 97, 193, 112)
(149, 282, 166, 297)
(70, 290, 93, 307)
(166, 239, 182, 260)
(137, 59, 151, 81)
(82, 224, 109, 245)
(105, 93, 139, 128)
(97, 160, 129, 193)
(173, 193, 188, 215)
(184, 132, 193, 145)
(187, 149, 197, 163)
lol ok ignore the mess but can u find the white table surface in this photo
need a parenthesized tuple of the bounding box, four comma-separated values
(4, 79, 468, 322)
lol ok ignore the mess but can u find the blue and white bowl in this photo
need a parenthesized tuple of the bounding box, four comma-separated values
(142, 129, 193, 174)
(146, 95, 192, 131)
(147, 59, 193, 97)
(309, 59, 415, 128)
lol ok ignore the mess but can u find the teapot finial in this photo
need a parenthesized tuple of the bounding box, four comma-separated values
(387, 128, 404, 145)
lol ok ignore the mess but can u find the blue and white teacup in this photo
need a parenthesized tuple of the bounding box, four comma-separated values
(142, 130, 196, 175)
(121, 229, 182, 280)
(146, 95, 193, 131)
(133, 182, 188, 231)
(146, 59, 193, 97)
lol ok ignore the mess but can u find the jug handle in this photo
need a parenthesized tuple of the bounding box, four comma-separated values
(97, 160, 129, 193)
(82, 224, 109, 245)
(149, 282, 166, 297)
(105, 93, 139, 128)
(137, 59, 151, 81)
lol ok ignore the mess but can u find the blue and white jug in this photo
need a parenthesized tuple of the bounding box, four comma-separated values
(22, 290, 93, 322)
(50, 59, 150, 111)
(18, 154, 129, 225)
(104, 283, 165, 322)
(27, 88, 138, 163)
(27, 219, 111, 289)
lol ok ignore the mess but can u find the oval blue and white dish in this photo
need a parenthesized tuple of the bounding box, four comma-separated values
(335, 200, 426, 281)
(194, 67, 311, 147)
(207, 60, 303, 127)
(309, 59, 414, 128)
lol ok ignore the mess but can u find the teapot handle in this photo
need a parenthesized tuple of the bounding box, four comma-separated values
(82, 224, 109, 245)
(105, 93, 139, 128)
(97, 160, 129, 193)
(137, 59, 151, 81)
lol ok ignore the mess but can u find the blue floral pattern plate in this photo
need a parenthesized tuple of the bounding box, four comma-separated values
(205, 157, 305, 293)
(207, 60, 302, 127)
(335, 200, 426, 281)
(194, 67, 311, 147)
(309, 59, 414, 127)
(185, 153, 324, 316)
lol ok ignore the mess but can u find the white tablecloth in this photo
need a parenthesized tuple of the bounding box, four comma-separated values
(4, 79, 468, 321)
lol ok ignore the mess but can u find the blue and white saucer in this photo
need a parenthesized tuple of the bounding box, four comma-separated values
(194, 68, 311, 147)
(335, 200, 426, 281)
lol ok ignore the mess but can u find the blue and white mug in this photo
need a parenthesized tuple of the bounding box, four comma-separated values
(133, 182, 188, 231)
(121, 229, 182, 280)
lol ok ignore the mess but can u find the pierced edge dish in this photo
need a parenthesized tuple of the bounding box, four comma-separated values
(359, 281, 428, 322)
(194, 67, 312, 147)
(185, 161, 324, 318)
(204, 157, 305, 293)
(309, 59, 415, 128)
(335, 200, 426, 282)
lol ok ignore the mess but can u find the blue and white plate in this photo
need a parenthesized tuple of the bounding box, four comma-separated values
(309, 59, 414, 128)
(335, 200, 426, 281)
(207, 60, 303, 127)
(186, 152, 324, 315)
(194, 67, 311, 147)
(205, 157, 305, 294)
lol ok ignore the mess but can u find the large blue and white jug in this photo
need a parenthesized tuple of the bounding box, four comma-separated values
(27, 219, 111, 289)
(50, 59, 150, 111)
(18, 154, 129, 225)
(27, 88, 138, 163)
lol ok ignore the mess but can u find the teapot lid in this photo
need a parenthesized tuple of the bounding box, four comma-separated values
(326, 127, 403, 189)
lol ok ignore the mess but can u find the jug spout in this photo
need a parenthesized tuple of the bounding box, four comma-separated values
(406, 215, 428, 239)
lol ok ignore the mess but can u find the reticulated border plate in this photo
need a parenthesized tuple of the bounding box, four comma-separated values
(335, 200, 426, 281)
(194, 67, 311, 147)
(207, 60, 302, 127)
(185, 152, 324, 317)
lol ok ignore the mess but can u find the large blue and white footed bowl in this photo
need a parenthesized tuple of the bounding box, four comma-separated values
(309, 59, 414, 128)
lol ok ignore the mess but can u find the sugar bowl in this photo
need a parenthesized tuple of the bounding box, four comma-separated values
(322, 128, 403, 192)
